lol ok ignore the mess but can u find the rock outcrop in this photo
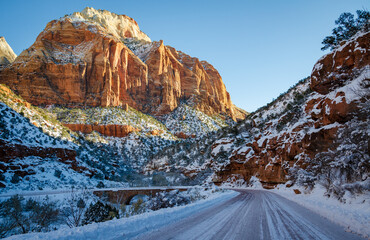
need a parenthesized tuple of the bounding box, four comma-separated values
(311, 31, 369, 94)
(0, 7, 245, 121)
(0, 17, 148, 108)
(0, 139, 94, 178)
(0, 37, 17, 69)
(63, 123, 140, 137)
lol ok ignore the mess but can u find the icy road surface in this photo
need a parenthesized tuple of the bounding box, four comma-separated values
(135, 189, 362, 240)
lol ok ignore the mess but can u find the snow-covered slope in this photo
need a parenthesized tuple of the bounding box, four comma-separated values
(146, 31, 370, 200)
(0, 84, 76, 148)
(124, 38, 157, 62)
(159, 104, 228, 138)
(48, 106, 175, 140)
(0, 83, 229, 192)
(144, 77, 311, 181)
(45, 103, 230, 172)
(0, 85, 162, 192)
(0, 85, 112, 192)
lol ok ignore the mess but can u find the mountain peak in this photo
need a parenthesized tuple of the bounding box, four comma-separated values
(0, 36, 17, 68)
(64, 7, 151, 43)
(0, 8, 246, 122)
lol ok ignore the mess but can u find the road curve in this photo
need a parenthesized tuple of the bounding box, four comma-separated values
(135, 189, 363, 240)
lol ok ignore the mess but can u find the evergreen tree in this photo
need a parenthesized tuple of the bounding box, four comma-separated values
(96, 181, 105, 188)
(321, 10, 370, 50)
(10, 174, 20, 184)
(0, 195, 59, 237)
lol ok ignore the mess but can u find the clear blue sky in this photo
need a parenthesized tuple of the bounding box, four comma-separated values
(0, 0, 368, 112)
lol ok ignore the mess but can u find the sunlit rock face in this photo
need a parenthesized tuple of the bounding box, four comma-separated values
(0, 7, 246, 121)
(0, 36, 17, 69)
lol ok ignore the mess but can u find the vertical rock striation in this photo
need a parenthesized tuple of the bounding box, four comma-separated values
(0, 7, 246, 121)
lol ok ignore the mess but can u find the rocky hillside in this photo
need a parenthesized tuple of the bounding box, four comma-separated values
(1, 7, 367, 199)
(0, 82, 194, 192)
(0, 7, 245, 122)
(0, 37, 16, 69)
(146, 31, 370, 199)
(0, 78, 229, 192)
(0, 84, 101, 191)
(0, 7, 247, 192)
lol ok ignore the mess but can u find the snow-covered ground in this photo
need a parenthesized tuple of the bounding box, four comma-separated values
(160, 104, 228, 137)
(234, 183, 369, 238)
(271, 185, 370, 238)
(4, 186, 367, 239)
(136, 189, 362, 240)
(4, 190, 238, 240)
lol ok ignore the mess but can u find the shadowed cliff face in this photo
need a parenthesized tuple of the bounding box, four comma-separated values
(214, 31, 369, 187)
(0, 8, 246, 121)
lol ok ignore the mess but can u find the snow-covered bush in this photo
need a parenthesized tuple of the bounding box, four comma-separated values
(96, 181, 105, 188)
(288, 168, 317, 190)
(147, 190, 191, 211)
(82, 201, 119, 225)
(122, 198, 147, 217)
(61, 189, 89, 228)
(10, 174, 20, 184)
(151, 173, 169, 186)
(293, 99, 370, 201)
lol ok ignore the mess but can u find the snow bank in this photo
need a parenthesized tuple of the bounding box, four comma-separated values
(5, 190, 238, 240)
(271, 186, 370, 238)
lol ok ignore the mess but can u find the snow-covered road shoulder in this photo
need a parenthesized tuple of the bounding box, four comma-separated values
(270, 186, 370, 238)
(5, 190, 239, 240)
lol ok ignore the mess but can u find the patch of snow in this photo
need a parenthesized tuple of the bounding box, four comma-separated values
(160, 104, 228, 137)
(64, 7, 151, 43)
(211, 143, 231, 155)
(124, 39, 158, 62)
(0, 102, 75, 149)
(312, 62, 323, 72)
(334, 31, 368, 53)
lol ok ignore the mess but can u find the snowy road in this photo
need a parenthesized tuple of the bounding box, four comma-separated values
(135, 189, 363, 240)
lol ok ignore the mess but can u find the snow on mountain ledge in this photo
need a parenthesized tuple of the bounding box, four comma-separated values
(124, 39, 158, 62)
(64, 7, 151, 43)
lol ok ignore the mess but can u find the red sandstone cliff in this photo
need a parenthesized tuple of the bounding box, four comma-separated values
(0, 7, 245, 121)
(63, 124, 140, 137)
(311, 32, 369, 94)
